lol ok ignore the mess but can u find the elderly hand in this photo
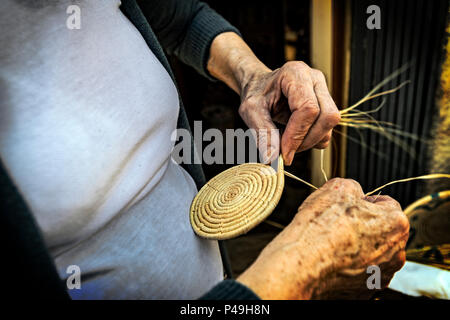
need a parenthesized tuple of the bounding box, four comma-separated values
(208, 32, 340, 165)
(237, 178, 409, 300)
(239, 61, 340, 165)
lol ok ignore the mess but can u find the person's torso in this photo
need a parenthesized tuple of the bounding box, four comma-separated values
(0, 0, 222, 299)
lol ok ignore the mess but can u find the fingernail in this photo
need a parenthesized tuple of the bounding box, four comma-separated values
(266, 145, 279, 163)
(262, 152, 271, 164)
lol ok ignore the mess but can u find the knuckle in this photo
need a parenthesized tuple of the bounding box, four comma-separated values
(239, 97, 259, 114)
(342, 178, 360, 189)
(324, 178, 362, 195)
(396, 212, 410, 232)
(327, 177, 343, 184)
(246, 96, 260, 107)
(336, 178, 363, 194)
(382, 198, 408, 231)
(324, 178, 364, 195)
(238, 103, 247, 115)
(238, 105, 248, 119)
(325, 110, 341, 128)
(321, 113, 339, 131)
(311, 68, 325, 80)
(322, 177, 341, 188)
(284, 60, 309, 72)
(302, 102, 320, 118)
(384, 196, 402, 210)
(288, 132, 306, 143)
(327, 177, 353, 188)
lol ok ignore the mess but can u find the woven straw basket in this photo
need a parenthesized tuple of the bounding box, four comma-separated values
(190, 157, 285, 240)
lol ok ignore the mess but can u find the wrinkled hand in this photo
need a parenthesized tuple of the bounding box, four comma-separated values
(239, 61, 341, 165)
(237, 178, 409, 300)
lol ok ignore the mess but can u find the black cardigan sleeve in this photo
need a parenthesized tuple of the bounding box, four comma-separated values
(137, 0, 241, 80)
(200, 279, 260, 300)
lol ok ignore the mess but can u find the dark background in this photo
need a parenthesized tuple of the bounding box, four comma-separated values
(346, 0, 449, 207)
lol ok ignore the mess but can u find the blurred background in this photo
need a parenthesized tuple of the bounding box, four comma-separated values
(170, 0, 450, 286)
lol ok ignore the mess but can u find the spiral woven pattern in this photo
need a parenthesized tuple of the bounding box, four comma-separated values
(190, 157, 284, 240)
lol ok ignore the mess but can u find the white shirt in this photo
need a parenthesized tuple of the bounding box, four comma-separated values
(0, 0, 223, 299)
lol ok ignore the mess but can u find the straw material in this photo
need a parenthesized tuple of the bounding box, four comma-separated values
(404, 190, 450, 216)
(190, 156, 284, 240)
(365, 174, 450, 196)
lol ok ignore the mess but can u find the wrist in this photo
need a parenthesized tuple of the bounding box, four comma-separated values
(236, 255, 317, 300)
(207, 32, 270, 95)
(234, 56, 271, 96)
(236, 235, 334, 299)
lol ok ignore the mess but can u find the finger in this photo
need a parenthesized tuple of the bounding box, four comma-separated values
(379, 250, 406, 288)
(282, 107, 318, 165)
(298, 70, 340, 152)
(239, 97, 281, 164)
(363, 195, 408, 235)
(365, 231, 408, 271)
(390, 250, 406, 270)
(322, 178, 364, 195)
(314, 130, 332, 149)
(365, 195, 402, 211)
(308, 178, 364, 203)
(380, 249, 406, 275)
(374, 196, 408, 234)
(279, 63, 320, 165)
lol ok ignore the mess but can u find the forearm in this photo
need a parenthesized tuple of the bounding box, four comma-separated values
(236, 264, 315, 300)
(199, 279, 260, 300)
(235, 222, 334, 300)
(236, 255, 322, 300)
(138, 0, 241, 80)
(207, 32, 271, 95)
